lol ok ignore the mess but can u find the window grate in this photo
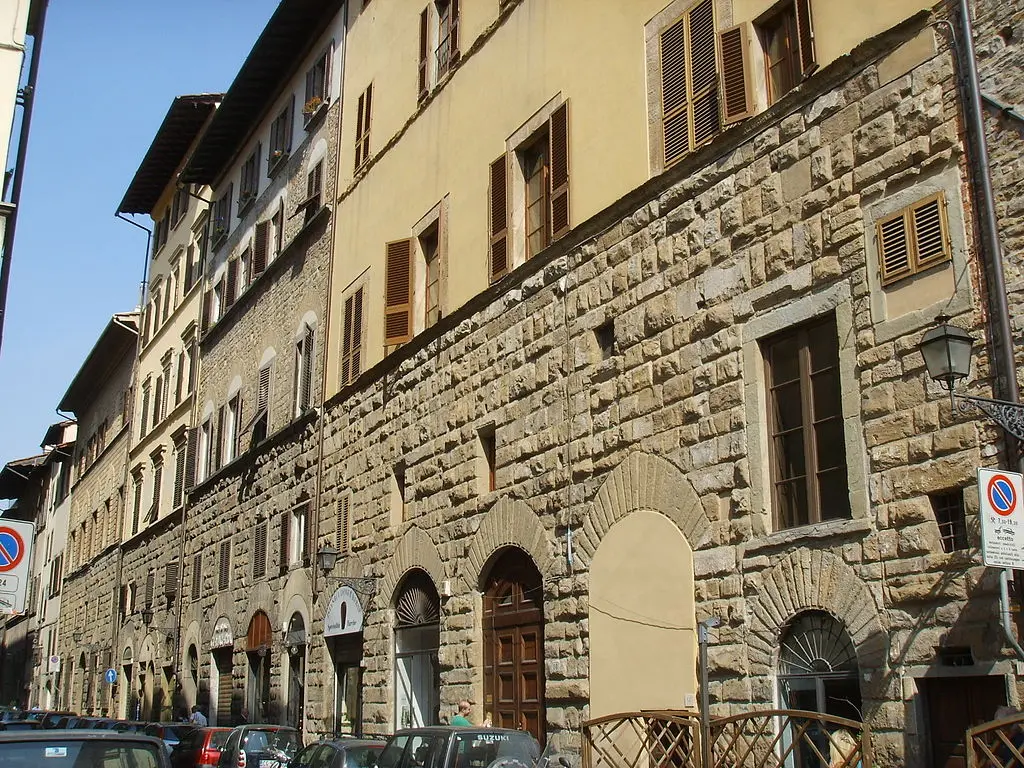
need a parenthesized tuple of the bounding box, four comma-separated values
(931, 489, 968, 552)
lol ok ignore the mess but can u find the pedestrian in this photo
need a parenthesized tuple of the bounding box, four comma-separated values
(189, 704, 208, 727)
(450, 701, 473, 726)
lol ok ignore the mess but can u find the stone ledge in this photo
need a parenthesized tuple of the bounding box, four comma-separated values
(739, 515, 874, 560)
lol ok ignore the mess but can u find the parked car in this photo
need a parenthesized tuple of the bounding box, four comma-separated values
(170, 726, 232, 768)
(376, 727, 541, 768)
(0, 721, 42, 731)
(145, 722, 198, 755)
(0, 728, 171, 767)
(20, 710, 74, 728)
(217, 725, 300, 768)
(289, 738, 386, 768)
(111, 720, 150, 733)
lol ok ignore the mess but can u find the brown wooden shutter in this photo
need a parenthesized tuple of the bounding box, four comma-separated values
(384, 239, 413, 345)
(336, 496, 350, 553)
(191, 552, 202, 600)
(213, 405, 225, 471)
(450, 0, 460, 63)
(362, 84, 373, 162)
(719, 24, 753, 124)
(795, 0, 816, 76)
(201, 290, 212, 333)
(302, 506, 312, 566)
(300, 325, 315, 412)
(164, 560, 179, 598)
(911, 195, 948, 268)
(688, 0, 720, 148)
(218, 540, 230, 591)
(279, 511, 290, 574)
(254, 221, 269, 275)
(488, 154, 509, 282)
(660, 15, 689, 167)
(549, 102, 570, 241)
(341, 295, 354, 385)
(226, 259, 238, 307)
(253, 522, 267, 579)
(354, 91, 365, 169)
(145, 570, 154, 607)
(184, 428, 197, 491)
(173, 439, 186, 508)
(877, 212, 910, 285)
(352, 287, 363, 377)
(257, 365, 271, 415)
(418, 7, 429, 100)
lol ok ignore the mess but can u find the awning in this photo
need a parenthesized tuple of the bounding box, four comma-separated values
(324, 586, 364, 637)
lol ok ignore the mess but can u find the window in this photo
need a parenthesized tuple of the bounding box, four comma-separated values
(778, 611, 861, 722)
(131, 472, 143, 536)
(658, 0, 720, 167)
(153, 376, 164, 429)
(212, 184, 233, 248)
(254, 220, 270, 277)
(341, 288, 364, 386)
(876, 193, 951, 286)
(336, 495, 351, 554)
(522, 131, 550, 260)
(298, 161, 324, 226)
(165, 559, 179, 600)
(421, 223, 441, 329)
(390, 465, 407, 527)
(763, 316, 849, 529)
(153, 215, 169, 254)
(161, 355, 172, 415)
(478, 427, 496, 494)
(282, 503, 310, 569)
(145, 569, 155, 607)
(252, 364, 272, 443)
(756, 0, 815, 104)
(294, 325, 315, 417)
(385, 239, 413, 346)
(223, 393, 241, 465)
(149, 455, 163, 523)
(191, 552, 202, 600)
(931, 490, 968, 552)
(435, 0, 460, 78)
(253, 521, 268, 580)
(239, 146, 261, 215)
(183, 329, 197, 395)
(161, 276, 172, 322)
(172, 184, 189, 227)
(48, 552, 62, 597)
(304, 49, 330, 121)
(272, 203, 285, 259)
(173, 435, 187, 510)
(197, 417, 212, 483)
(218, 539, 231, 591)
(239, 246, 251, 294)
(212, 278, 224, 323)
(186, 219, 206, 291)
(595, 321, 615, 361)
(140, 378, 151, 440)
(354, 84, 373, 171)
(226, 258, 239, 309)
(269, 100, 294, 173)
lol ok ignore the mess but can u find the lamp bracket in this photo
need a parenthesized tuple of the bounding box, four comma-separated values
(956, 393, 1024, 442)
(324, 575, 378, 600)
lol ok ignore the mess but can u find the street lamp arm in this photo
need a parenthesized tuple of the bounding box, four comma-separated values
(956, 393, 1024, 442)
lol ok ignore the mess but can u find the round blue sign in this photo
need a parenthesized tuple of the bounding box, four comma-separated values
(104, 668, 117, 684)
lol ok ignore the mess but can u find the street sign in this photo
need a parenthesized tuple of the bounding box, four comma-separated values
(979, 468, 1024, 569)
(104, 668, 117, 685)
(48, 655, 60, 674)
(0, 520, 33, 615)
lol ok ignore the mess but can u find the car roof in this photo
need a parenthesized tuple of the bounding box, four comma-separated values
(0, 730, 166, 745)
(392, 727, 526, 736)
(323, 739, 388, 748)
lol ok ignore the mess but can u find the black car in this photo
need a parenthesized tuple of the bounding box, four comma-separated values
(0, 728, 171, 767)
(0, 721, 42, 731)
(145, 722, 198, 755)
(376, 728, 541, 768)
(289, 738, 387, 768)
(218, 724, 301, 768)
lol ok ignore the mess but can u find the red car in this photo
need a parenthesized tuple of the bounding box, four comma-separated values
(170, 727, 232, 768)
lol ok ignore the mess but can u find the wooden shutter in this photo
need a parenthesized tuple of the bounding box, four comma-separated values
(145, 570, 154, 607)
(719, 24, 753, 124)
(213, 406, 225, 471)
(164, 560, 179, 598)
(302, 506, 312, 566)
(254, 220, 269, 275)
(451, 0, 461, 63)
(226, 259, 238, 307)
(191, 552, 202, 600)
(201, 289, 212, 332)
(912, 195, 948, 267)
(418, 7, 429, 100)
(688, 0, 720, 148)
(384, 239, 413, 345)
(184, 428, 197, 491)
(279, 511, 291, 574)
(794, 0, 816, 76)
(355, 90, 365, 169)
(300, 325, 315, 412)
(877, 212, 910, 284)
(549, 102, 570, 241)
(218, 540, 231, 591)
(488, 154, 509, 282)
(173, 440, 186, 508)
(352, 288, 363, 378)
(336, 496, 351, 553)
(253, 522, 267, 579)
(256, 365, 271, 416)
(660, 15, 689, 166)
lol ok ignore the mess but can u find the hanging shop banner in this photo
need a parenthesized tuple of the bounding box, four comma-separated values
(324, 586, 364, 636)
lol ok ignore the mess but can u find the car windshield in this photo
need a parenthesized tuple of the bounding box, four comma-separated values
(0, 739, 163, 767)
(210, 730, 231, 749)
(453, 732, 540, 768)
(346, 745, 384, 768)
(243, 729, 299, 756)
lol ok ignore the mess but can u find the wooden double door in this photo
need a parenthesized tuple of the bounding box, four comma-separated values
(483, 548, 545, 746)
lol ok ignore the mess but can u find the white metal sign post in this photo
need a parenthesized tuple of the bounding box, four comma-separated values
(979, 468, 1024, 569)
(0, 519, 34, 615)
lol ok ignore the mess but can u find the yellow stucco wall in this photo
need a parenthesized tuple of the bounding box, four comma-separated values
(327, 0, 935, 396)
(590, 510, 697, 716)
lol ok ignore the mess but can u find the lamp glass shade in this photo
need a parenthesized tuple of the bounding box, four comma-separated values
(920, 322, 974, 390)
(141, 607, 154, 626)
(317, 545, 340, 574)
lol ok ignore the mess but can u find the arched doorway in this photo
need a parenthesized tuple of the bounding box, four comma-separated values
(326, 586, 365, 736)
(77, 653, 89, 714)
(394, 570, 440, 730)
(211, 616, 234, 726)
(483, 548, 545, 745)
(778, 611, 862, 721)
(119, 647, 134, 720)
(246, 611, 273, 723)
(284, 613, 306, 730)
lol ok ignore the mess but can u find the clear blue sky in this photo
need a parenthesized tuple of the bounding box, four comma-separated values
(0, 0, 279, 465)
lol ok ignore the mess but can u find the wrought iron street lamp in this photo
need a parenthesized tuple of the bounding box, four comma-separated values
(919, 315, 1024, 441)
(316, 544, 340, 576)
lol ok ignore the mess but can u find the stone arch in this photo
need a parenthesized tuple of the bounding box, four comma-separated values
(465, 496, 555, 589)
(380, 525, 446, 605)
(580, 452, 710, 562)
(747, 549, 887, 675)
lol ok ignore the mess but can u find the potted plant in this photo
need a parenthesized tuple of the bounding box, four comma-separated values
(303, 96, 324, 117)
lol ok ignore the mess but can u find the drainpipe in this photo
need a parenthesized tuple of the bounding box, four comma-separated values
(955, 0, 1024, 660)
(0, 0, 49, 356)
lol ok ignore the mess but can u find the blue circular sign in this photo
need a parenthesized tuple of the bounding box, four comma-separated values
(0, 527, 25, 572)
(988, 475, 1017, 516)
(104, 668, 117, 684)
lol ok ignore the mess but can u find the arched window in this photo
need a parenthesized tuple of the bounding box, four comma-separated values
(394, 570, 440, 730)
(778, 611, 862, 721)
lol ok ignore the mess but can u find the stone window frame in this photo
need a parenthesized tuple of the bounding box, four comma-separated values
(863, 165, 973, 343)
(411, 197, 449, 335)
(742, 282, 870, 541)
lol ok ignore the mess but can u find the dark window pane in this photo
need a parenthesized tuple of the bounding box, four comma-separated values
(807, 319, 839, 372)
(777, 431, 807, 481)
(813, 417, 846, 472)
(816, 468, 850, 520)
(773, 381, 804, 431)
(769, 336, 801, 385)
(810, 369, 841, 419)
(776, 480, 809, 529)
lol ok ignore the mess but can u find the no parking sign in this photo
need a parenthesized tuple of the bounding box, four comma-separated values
(0, 519, 33, 615)
(979, 468, 1024, 568)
